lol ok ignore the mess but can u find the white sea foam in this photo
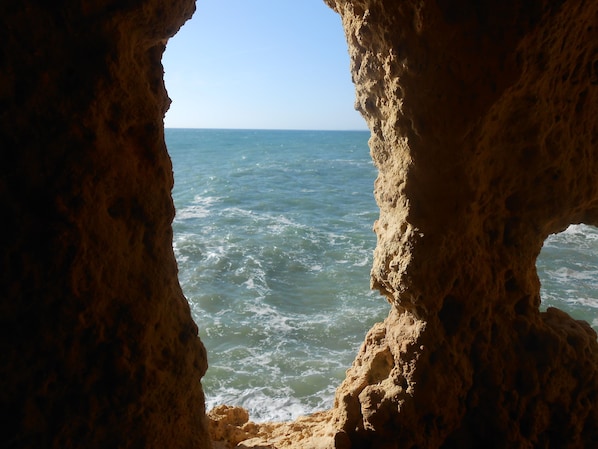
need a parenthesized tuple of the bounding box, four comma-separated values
(175, 195, 219, 220)
(205, 387, 320, 422)
(538, 224, 598, 328)
(171, 234, 190, 263)
(575, 297, 598, 308)
(167, 129, 412, 421)
(203, 250, 223, 266)
(170, 129, 598, 425)
(242, 277, 271, 299)
(560, 223, 598, 237)
(267, 215, 307, 234)
(245, 302, 294, 333)
(545, 224, 598, 251)
(546, 267, 598, 283)
(353, 256, 371, 267)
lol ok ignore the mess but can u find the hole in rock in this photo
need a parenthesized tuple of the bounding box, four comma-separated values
(163, 1, 389, 422)
(537, 224, 598, 332)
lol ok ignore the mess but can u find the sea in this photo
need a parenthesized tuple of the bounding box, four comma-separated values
(166, 128, 598, 422)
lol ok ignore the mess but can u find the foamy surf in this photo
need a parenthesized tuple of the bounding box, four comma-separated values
(168, 129, 598, 423)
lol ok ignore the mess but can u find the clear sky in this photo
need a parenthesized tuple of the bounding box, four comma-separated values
(162, 0, 367, 130)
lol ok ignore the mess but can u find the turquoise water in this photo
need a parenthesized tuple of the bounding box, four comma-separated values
(168, 128, 389, 421)
(538, 224, 598, 329)
(166, 128, 598, 422)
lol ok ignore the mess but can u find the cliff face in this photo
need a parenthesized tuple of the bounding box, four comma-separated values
(1, 0, 597, 448)
(0, 1, 210, 448)
(322, 0, 598, 447)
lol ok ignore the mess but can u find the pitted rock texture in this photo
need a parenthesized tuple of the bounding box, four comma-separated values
(321, 0, 598, 447)
(2, 0, 598, 448)
(0, 1, 209, 448)
(203, 2, 598, 446)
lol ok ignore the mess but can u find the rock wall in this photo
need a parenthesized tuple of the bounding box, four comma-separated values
(0, 1, 210, 448)
(1, 0, 598, 448)
(322, 0, 598, 447)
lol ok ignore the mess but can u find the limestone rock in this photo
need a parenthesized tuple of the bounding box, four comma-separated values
(320, 0, 598, 447)
(206, 404, 341, 449)
(0, 0, 209, 448)
(2, 0, 598, 448)
(208, 405, 254, 447)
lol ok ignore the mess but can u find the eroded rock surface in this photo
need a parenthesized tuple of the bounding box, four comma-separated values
(0, 1, 210, 448)
(220, 0, 598, 447)
(322, 0, 598, 447)
(2, 0, 598, 448)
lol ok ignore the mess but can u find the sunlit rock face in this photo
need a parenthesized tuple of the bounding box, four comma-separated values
(2, 0, 598, 448)
(0, 1, 210, 448)
(323, 0, 598, 447)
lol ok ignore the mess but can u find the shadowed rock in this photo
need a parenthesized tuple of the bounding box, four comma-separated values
(1, 0, 597, 448)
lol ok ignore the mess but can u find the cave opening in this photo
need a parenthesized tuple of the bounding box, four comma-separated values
(162, 1, 389, 422)
(537, 224, 598, 331)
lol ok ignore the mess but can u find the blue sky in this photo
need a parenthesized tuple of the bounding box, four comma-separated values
(163, 0, 367, 130)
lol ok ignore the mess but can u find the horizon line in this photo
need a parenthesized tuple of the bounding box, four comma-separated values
(164, 126, 370, 132)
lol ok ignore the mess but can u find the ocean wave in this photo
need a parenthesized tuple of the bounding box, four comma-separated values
(542, 291, 598, 309)
(174, 195, 220, 221)
(560, 223, 598, 237)
(167, 129, 391, 422)
(245, 302, 295, 333)
(538, 224, 598, 327)
(545, 267, 598, 283)
(544, 224, 598, 249)
(204, 386, 326, 423)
